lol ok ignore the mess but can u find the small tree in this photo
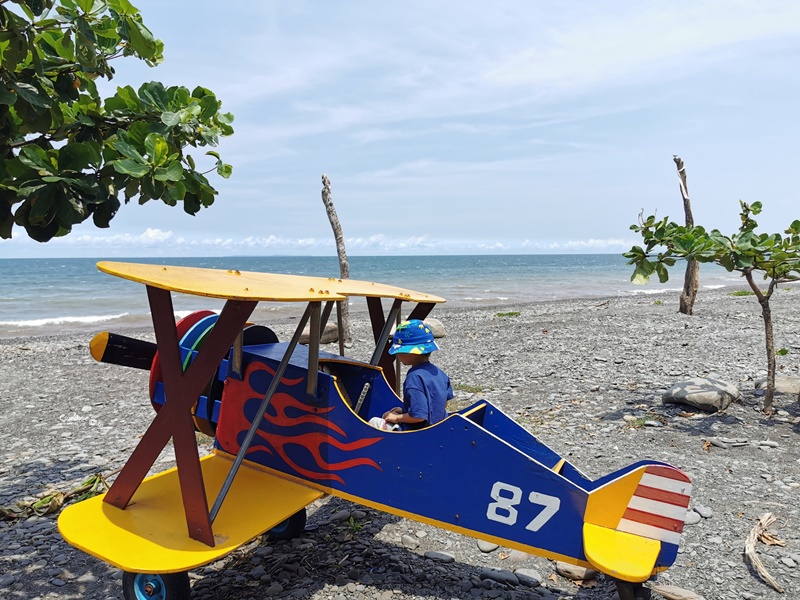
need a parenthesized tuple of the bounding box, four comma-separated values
(1, 0, 233, 242)
(673, 155, 699, 315)
(624, 201, 800, 413)
(321, 174, 352, 348)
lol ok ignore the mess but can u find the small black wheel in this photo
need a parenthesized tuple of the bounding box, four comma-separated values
(122, 571, 190, 600)
(268, 508, 307, 540)
(614, 579, 651, 600)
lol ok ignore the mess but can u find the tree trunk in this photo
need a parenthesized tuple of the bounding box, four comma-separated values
(321, 174, 352, 348)
(674, 155, 699, 315)
(745, 270, 776, 413)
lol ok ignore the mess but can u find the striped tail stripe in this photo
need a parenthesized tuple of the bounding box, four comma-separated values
(617, 465, 692, 545)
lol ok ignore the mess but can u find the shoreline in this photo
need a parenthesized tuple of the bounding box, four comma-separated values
(0, 279, 759, 342)
(2, 287, 799, 599)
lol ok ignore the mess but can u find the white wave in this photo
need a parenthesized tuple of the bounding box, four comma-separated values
(0, 313, 129, 327)
(702, 284, 727, 290)
(627, 288, 683, 295)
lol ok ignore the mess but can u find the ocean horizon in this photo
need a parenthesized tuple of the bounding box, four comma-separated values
(0, 254, 747, 338)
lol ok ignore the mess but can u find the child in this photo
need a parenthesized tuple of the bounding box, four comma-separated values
(370, 319, 453, 431)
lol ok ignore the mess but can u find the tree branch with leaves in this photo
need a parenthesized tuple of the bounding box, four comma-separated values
(624, 201, 800, 413)
(1, 0, 233, 242)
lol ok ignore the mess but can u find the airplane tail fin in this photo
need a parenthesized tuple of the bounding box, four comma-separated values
(583, 463, 691, 582)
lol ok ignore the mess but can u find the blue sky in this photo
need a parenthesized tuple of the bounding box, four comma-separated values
(3, 0, 800, 258)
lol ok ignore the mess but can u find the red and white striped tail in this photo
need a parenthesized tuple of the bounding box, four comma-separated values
(617, 465, 692, 546)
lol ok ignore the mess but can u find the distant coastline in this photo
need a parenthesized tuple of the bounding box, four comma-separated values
(0, 254, 750, 338)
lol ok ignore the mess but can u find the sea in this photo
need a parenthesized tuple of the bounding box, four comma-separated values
(0, 255, 746, 338)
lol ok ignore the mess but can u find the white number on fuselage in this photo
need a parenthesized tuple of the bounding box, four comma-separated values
(486, 482, 560, 532)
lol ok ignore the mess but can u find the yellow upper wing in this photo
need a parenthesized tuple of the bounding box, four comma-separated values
(97, 261, 445, 304)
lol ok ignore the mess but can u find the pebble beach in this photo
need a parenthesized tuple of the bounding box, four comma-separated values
(1, 287, 800, 600)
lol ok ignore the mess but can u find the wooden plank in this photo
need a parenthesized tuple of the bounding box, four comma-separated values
(59, 454, 323, 573)
(98, 261, 444, 304)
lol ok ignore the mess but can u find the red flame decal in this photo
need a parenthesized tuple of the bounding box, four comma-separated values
(248, 432, 381, 484)
(217, 361, 383, 486)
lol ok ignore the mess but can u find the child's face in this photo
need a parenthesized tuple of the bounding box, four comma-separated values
(396, 353, 427, 366)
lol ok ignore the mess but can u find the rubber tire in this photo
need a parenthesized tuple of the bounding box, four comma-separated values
(614, 580, 651, 600)
(122, 571, 190, 600)
(268, 508, 307, 540)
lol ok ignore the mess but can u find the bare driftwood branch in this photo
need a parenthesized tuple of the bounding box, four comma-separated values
(321, 174, 352, 349)
(744, 512, 785, 593)
(673, 155, 699, 315)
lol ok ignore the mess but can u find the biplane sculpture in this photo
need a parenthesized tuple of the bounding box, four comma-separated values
(58, 262, 692, 600)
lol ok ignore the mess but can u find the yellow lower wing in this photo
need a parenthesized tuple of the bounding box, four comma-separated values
(583, 523, 660, 583)
(58, 453, 323, 573)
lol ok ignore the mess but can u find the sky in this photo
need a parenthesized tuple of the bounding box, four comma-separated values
(3, 0, 800, 258)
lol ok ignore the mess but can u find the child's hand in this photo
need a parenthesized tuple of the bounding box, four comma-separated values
(382, 407, 402, 419)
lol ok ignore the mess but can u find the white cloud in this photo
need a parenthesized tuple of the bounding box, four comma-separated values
(486, 2, 800, 89)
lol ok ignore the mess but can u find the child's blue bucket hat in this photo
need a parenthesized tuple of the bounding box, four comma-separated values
(388, 319, 439, 355)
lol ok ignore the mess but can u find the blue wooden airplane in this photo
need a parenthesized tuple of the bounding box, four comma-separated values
(58, 262, 692, 600)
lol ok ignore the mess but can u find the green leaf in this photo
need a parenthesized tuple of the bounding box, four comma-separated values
(113, 158, 150, 177)
(107, 85, 142, 111)
(161, 111, 180, 127)
(153, 161, 183, 182)
(91, 194, 120, 228)
(108, 0, 138, 13)
(76, 0, 96, 13)
(631, 270, 649, 285)
(216, 162, 232, 179)
(0, 79, 17, 106)
(144, 133, 169, 165)
(776, 348, 788, 356)
(113, 141, 146, 162)
(718, 254, 735, 272)
(122, 16, 157, 59)
(198, 94, 218, 121)
(58, 142, 100, 172)
(19, 146, 55, 175)
(138, 81, 168, 110)
(655, 262, 669, 284)
(8, 81, 50, 108)
(28, 183, 58, 225)
(56, 190, 88, 226)
(167, 180, 186, 200)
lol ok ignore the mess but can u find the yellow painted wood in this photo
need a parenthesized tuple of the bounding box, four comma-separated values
(583, 523, 660, 582)
(97, 261, 445, 304)
(583, 467, 643, 529)
(89, 331, 108, 362)
(58, 454, 323, 573)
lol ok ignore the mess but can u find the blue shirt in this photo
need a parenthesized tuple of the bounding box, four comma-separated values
(402, 362, 454, 430)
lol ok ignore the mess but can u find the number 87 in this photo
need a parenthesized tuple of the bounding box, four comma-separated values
(486, 481, 560, 532)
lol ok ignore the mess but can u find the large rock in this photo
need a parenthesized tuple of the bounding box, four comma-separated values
(754, 376, 800, 395)
(662, 377, 740, 413)
(424, 317, 446, 338)
(299, 321, 338, 345)
(651, 584, 705, 600)
(554, 561, 598, 581)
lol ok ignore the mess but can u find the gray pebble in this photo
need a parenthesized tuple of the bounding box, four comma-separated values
(479, 567, 518, 585)
(685, 510, 702, 525)
(694, 504, 713, 518)
(424, 550, 455, 562)
(514, 568, 542, 587)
